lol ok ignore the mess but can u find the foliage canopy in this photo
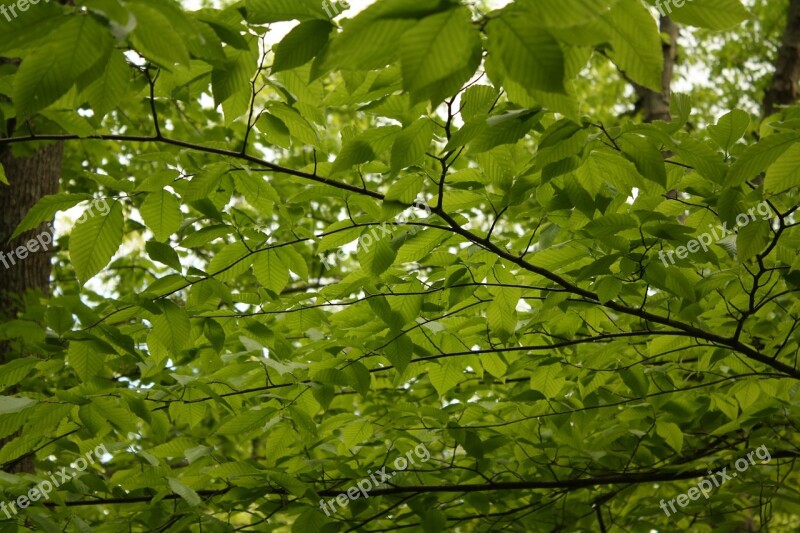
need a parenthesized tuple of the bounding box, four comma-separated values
(1, 0, 800, 531)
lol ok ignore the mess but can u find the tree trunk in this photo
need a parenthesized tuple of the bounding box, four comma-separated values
(763, 0, 800, 116)
(0, 0, 71, 474)
(0, 141, 63, 473)
(633, 16, 679, 123)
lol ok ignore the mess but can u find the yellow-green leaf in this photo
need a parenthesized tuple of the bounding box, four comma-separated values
(70, 201, 124, 285)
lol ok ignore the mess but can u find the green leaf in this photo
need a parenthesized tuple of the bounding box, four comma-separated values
(395, 228, 447, 263)
(82, 48, 131, 117)
(481, 353, 507, 378)
(278, 246, 309, 280)
(67, 341, 106, 381)
(465, 493, 490, 515)
(421, 53, 483, 105)
(69, 201, 124, 285)
(182, 162, 229, 202)
(461, 85, 499, 120)
(129, 4, 190, 68)
(726, 133, 799, 186)
(268, 471, 310, 497)
(272, 19, 334, 73)
(318, 0, 448, 74)
(167, 477, 202, 507)
(422, 509, 447, 533)
(391, 118, 433, 170)
(269, 104, 321, 147)
(656, 421, 683, 453)
(583, 214, 639, 237)
(257, 113, 292, 149)
(341, 419, 373, 450)
(0, 358, 38, 389)
(736, 219, 771, 261)
(41, 110, 96, 138)
(765, 142, 800, 193)
(384, 336, 413, 374)
(318, 221, 362, 252)
(364, 236, 397, 276)
(184, 445, 213, 464)
(14, 16, 109, 118)
(292, 509, 330, 533)
(620, 367, 649, 396)
(593, 276, 622, 303)
(644, 263, 695, 299)
(400, 7, 481, 96)
(669, 93, 693, 130)
(146, 240, 182, 271)
(212, 42, 258, 106)
(313, 367, 353, 387)
(469, 109, 543, 153)
(391, 119, 434, 172)
(717, 187, 746, 227)
(290, 405, 317, 436)
(204, 319, 226, 353)
(217, 409, 273, 435)
(254, 249, 290, 295)
(206, 242, 253, 281)
(618, 134, 667, 188)
(11, 193, 91, 240)
(140, 190, 183, 242)
(386, 174, 425, 204)
(487, 286, 520, 341)
(578, 148, 645, 191)
(518, 0, 619, 27)
(0, 163, 7, 186)
(197, 15, 250, 50)
(186, 19, 227, 62)
(598, 0, 663, 91)
(322, 19, 416, 72)
(672, 136, 727, 183)
(734, 381, 761, 409)
(529, 242, 588, 272)
(530, 363, 567, 398)
(263, 357, 304, 377)
(151, 301, 191, 354)
(536, 119, 589, 167)
(486, 13, 566, 94)
(668, 0, 749, 30)
(246, 0, 329, 23)
(428, 360, 463, 397)
(180, 225, 232, 249)
(0, 396, 37, 415)
(331, 140, 375, 175)
(708, 109, 749, 152)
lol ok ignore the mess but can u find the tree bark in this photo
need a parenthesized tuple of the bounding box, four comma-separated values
(633, 16, 679, 123)
(0, 141, 63, 473)
(0, 143, 62, 309)
(763, 0, 800, 116)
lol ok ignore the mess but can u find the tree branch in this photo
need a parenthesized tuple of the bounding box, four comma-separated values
(42, 452, 800, 507)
